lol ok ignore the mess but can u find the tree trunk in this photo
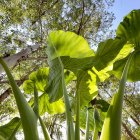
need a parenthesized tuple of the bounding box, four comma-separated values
(0, 66, 38, 102)
(0, 44, 39, 74)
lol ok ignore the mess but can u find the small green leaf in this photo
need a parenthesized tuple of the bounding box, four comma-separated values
(0, 117, 20, 140)
(23, 80, 34, 94)
(23, 68, 49, 94)
(64, 70, 76, 84)
(96, 99, 110, 112)
(23, 67, 66, 115)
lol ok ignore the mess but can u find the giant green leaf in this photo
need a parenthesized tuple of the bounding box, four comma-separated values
(45, 58, 64, 102)
(61, 39, 133, 77)
(94, 38, 126, 70)
(46, 30, 130, 106)
(77, 70, 98, 107)
(93, 38, 133, 82)
(61, 56, 94, 73)
(46, 30, 86, 140)
(111, 10, 140, 81)
(46, 30, 133, 107)
(112, 51, 140, 81)
(116, 9, 140, 47)
(38, 93, 65, 115)
(0, 117, 20, 140)
(47, 30, 95, 60)
(95, 43, 133, 81)
(46, 30, 95, 102)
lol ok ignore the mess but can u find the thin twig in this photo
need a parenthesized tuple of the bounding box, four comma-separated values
(77, 0, 85, 35)
(32, 0, 59, 25)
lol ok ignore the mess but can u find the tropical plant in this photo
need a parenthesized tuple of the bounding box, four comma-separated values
(0, 9, 140, 140)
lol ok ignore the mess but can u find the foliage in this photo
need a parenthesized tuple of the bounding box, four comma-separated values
(0, 117, 20, 140)
(23, 67, 65, 115)
(0, 1, 140, 139)
(0, 0, 114, 56)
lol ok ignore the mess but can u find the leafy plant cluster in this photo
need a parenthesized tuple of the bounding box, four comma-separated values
(0, 9, 140, 140)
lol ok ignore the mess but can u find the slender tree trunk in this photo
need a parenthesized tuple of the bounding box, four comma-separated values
(0, 44, 39, 74)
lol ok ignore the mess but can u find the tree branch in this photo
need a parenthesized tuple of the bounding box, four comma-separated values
(0, 67, 38, 102)
(122, 122, 138, 140)
(32, 0, 59, 25)
(130, 115, 140, 126)
(77, 0, 85, 35)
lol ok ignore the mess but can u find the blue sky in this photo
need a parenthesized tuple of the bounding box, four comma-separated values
(111, 0, 140, 29)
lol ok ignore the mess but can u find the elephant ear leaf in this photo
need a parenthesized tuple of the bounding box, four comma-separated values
(38, 93, 65, 115)
(112, 10, 140, 81)
(112, 51, 140, 81)
(116, 9, 140, 47)
(94, 38, 126, 70)
(46, 30, 95, 102)
(47, 30, 94, 60)
(93, 11, 140, 75)
(23, 68, 49, 94)
(0, 117, 20, 140)
(23, 67, 65, 115)
(77, 70, 98, 107)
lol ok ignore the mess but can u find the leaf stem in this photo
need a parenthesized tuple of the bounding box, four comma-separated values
(75, 90, 80, 140)
(0, 58, 39, 140)
(39, 116, 51, 140)
(85, 108, 89, 140)
(63, 80, 75, 140)
(100, 52, 134, 140)
(93, 108, 100, 140)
